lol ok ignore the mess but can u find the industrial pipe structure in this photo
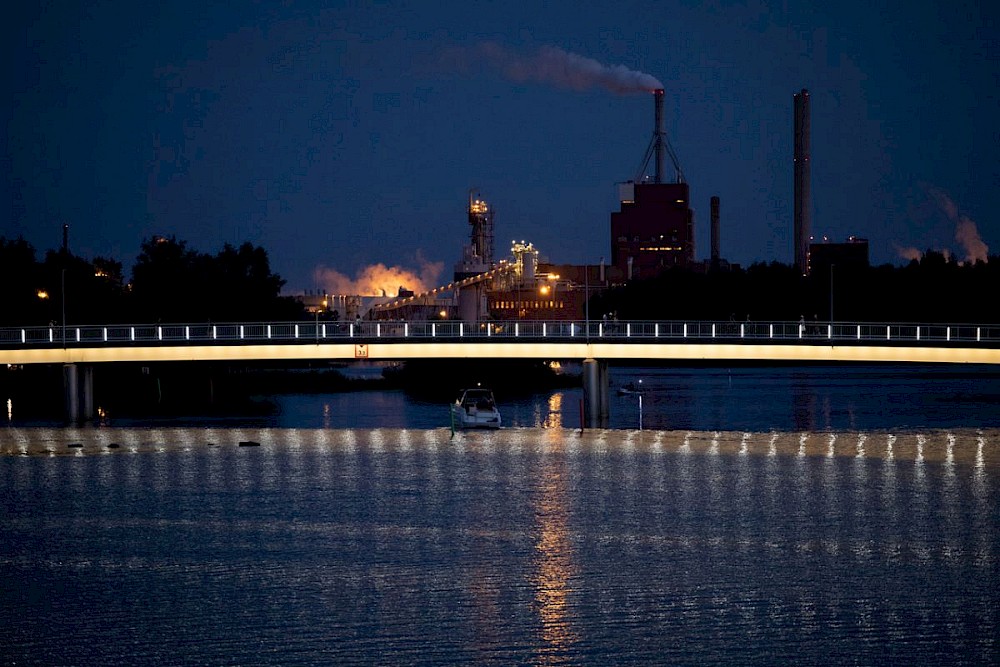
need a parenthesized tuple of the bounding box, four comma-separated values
(638, 89, 684, 184)
(654, 88, 665, 184)
(793, 88, 811, 275)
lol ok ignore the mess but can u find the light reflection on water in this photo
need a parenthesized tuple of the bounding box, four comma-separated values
(0, 427, 997, 665)
(532, 439, 579, 664)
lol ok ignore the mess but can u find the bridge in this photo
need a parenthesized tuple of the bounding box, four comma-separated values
(4, 319, 1000, 425)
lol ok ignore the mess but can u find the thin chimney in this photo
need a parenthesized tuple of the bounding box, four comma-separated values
(793, 89, 811, 275)
(654, 89, 665, 184)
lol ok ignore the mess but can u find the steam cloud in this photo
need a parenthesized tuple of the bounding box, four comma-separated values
(895, 245, 923, 262)
(930, 187, 989, 264)
(895, 188, 989, 264)
(476, 43, 663, 94)
(314, 256, 445, 297)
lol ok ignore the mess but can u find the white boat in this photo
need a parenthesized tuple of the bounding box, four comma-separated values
(451, 387, 502, 429)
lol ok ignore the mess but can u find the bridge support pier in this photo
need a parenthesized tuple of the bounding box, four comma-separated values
(582, 358, 609, 428)
(63, 363, 94, 424)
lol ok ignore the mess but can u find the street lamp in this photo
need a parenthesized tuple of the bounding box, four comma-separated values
(61, 268, 66, 348)
(829, 263, 835, 323)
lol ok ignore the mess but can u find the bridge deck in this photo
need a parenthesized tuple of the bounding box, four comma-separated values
(3, 320, 1000, 365)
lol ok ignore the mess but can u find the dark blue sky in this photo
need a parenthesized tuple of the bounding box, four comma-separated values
(4, 0, 997, 294)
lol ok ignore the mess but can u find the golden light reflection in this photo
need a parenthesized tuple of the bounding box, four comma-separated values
(544, 392, 563, 429)
(532, 448, 579, 663)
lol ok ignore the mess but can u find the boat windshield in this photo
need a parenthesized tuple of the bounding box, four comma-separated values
(460, 390, 495, 408)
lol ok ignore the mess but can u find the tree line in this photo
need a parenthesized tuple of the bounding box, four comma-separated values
(1, 235, 305, 326)
(594, 251, 1000, 324)
(5, 233, 998, 326)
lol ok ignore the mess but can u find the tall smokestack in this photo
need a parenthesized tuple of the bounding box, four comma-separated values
(654, 89, 665, 184)
(710, 196, 720, 269)
(793, 88, 811, 275)
(62, 223, 69, 255)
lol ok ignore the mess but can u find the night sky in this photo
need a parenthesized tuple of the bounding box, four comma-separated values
(3, 1, 996, 295)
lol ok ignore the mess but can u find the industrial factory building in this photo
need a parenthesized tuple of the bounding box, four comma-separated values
(609, 88, 695, 279)
(369, 192, 616, 322)
(344, 83, 890, 322)
(808, 236, 870, 275)
(610, 180, 695, 278)
(313, 84, 849, 322)
(367, 88, 697, 322)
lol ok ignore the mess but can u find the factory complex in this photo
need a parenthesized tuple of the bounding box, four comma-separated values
(300, 87, 867, 323)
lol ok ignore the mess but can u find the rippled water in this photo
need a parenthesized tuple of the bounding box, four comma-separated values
(2, 427, 997, 665)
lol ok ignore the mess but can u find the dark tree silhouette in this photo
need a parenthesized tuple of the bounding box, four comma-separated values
(129, 236, 210, 322)
(594, 252, 1000, 324)
(0, 236, 44, 325)
(129, 236, 304, 322)
(211, 242, 301, 321)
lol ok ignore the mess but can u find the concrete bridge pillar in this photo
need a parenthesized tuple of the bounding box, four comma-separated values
(63, 364, 78, 424)
(82, 365, 94, 423)
(599, 360, 609, 423)
(63, 363, 94, 424)
(582, 358, 609, 428)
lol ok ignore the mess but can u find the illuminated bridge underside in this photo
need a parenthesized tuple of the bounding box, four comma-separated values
(5, 342, 1000, 366)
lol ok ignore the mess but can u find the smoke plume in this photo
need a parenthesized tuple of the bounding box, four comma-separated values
(313, 256, 444, 297)
(895, 188, 990, 264)
(476, 43, 663, 94)
(929, 187, 989, 264)
(955, 219, 989, 264)
(895, 245, 923, 262)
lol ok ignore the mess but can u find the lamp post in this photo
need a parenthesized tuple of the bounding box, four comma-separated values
(61, 268, 66, 348)
(829, 263, 835, 323)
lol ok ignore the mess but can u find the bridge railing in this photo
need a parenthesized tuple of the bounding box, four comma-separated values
(2, 320, 1000, 347)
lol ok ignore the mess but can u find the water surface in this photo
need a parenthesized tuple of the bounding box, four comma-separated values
(2, 427, 996, 665)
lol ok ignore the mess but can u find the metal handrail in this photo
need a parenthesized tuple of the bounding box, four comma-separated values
(2, 320, 999, 348)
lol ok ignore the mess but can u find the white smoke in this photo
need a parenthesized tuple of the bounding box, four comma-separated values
(477, 43, 663, 94)
(895, 188, 990, 264)
(955, 218, 989, 264)
(929, 187, 989, 264)
(313, 255, 445, 297)
(895, 245, 923, 262)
